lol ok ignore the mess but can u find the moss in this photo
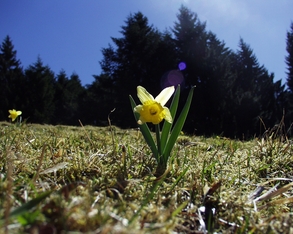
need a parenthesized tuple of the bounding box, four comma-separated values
(0, 121, 293, 233)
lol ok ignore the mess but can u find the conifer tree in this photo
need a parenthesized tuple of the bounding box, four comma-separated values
(82, 73, 115, 125)
(53, 71, 85, 125)
(286, 22, 293, 107)
(200, 32, 234, 135)
(282, 22, 293, 134)
(172, 6, 207, 87)
(172, 6, 207, 134)
(24, 57, 55, 123)
(99, 12, 176, 127)
(54, 70, 68, 120)
(172, 6, 234, 136)
(230, 39, 279, 137)
(0, 35, 24, 120)
(67, 73, 85, 124)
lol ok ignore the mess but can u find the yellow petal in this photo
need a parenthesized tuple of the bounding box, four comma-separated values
(16, 111, 22, 115)
(163, 107, 172, 123)
(155, 86, 175, 106)
(137, 86, 154, 104)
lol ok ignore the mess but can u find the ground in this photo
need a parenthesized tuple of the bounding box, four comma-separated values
(0, 122, 293, 233)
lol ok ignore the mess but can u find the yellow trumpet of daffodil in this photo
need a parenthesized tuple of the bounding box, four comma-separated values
(130, 84, 195, 176)
(8, 109, 22, 121)
(134, 86, 175, 125)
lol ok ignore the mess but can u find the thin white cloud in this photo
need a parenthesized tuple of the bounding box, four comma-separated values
(189, 0, 258, 26)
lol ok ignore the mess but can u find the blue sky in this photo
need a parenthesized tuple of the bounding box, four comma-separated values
(1, 0, 292, 86)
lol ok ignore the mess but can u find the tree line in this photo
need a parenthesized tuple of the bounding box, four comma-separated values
(1, 6, 293, 139)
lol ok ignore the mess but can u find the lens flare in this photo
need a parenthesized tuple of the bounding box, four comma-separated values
(178, 62, 186, 71)
(161, 70, 184, 89)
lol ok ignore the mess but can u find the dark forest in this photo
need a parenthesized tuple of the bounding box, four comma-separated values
(1, 6, 293, 139)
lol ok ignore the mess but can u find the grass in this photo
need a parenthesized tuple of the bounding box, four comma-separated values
(0, 121, 293, 233)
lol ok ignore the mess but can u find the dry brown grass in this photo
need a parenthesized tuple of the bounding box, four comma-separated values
(0, 122, 293, 233)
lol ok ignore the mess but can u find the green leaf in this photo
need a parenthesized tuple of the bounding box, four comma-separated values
(171, 200, 189, 218)
(162, 86, 195, 160)
(155, 124, 161, 159)
(129, 95, 158, 160)
(129, 173, 166, 224)
(17, 210, 41, 225)
(9, 190, 52, 218)
(160, 86, 181, 152)
(168, 166, 189, 192)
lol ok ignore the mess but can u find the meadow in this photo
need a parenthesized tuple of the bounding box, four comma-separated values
(0, 121, 293, 233)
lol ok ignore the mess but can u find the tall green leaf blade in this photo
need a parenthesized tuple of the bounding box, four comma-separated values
(160, 86, 180, 152)
(129, 95, 158, 160)
(9, 190, 52, 218)
(162, 86, 195, 159)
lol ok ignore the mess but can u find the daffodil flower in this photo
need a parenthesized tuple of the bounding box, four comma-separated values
(134, 86, 174, 125)
(8, 109, 22, 122)
(130, 84, 195, 177)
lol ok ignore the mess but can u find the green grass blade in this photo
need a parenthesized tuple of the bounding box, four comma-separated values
(160, 86, 180, 151)
(163, 86, 195, 159)
(155, 124, 161, 159)
(171, 200, 189, 218)
(129, 95, 158, 160)
(8, 190, 52, 218)
(129, 174, 166, 224)
(168, 166, 189, 192)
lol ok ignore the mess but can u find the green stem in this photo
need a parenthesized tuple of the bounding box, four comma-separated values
(155, 124, 161, 163)
(129, 95, 159, 160)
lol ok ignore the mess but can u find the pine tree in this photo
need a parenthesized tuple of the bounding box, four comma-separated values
(286, 22, 293, 92)
(286, 22, 293, 107)
(172, 6, 207, 87)
(82, 73, 115, 125)
(68, 73, 86, 125)
(0, 35, 24, 120)
(24, 57, 55, 123)
(200, 32, 235, 135)
(53, 71, 85, 125)
(99, 12, 176, 127)
(172, 6, 206, 135)
(283, 22, 293, 135)
(172, 6, 234, 136)
(230, 39, 279, 138)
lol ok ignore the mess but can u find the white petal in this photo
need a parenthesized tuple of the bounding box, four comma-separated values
(163, 107, 172, 123)
(137, 119, 144, 125)
(134, 104, 143, 113)
(137, 86, 154, 104)
(155, 86, 175, 106)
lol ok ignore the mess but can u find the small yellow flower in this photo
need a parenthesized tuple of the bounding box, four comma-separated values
(8, 109, 22, 121)
(134, 86, 174, 125)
